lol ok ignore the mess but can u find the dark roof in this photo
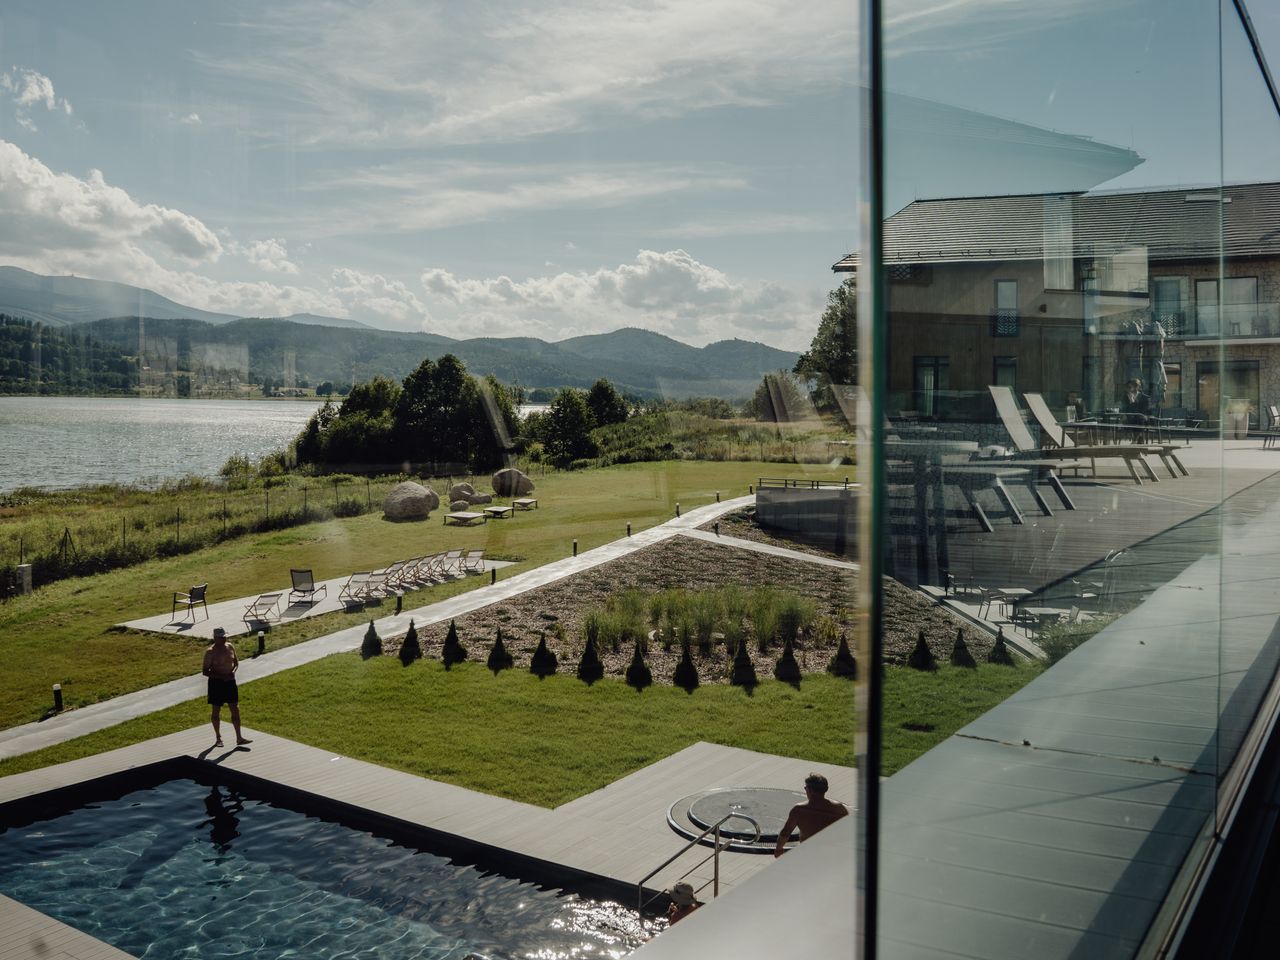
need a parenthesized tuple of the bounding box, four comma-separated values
(833, 181, 1280, 270)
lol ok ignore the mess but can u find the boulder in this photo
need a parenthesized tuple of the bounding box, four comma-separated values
(451, 481, 477, 499)
(492, 468, 535, 497)
(450, 499, 471, 512)
(383, 481, 439, 521)
(471, 492, 492, 505)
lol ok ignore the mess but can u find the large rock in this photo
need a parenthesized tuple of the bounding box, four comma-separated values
(451, 482, 477, 499)
(383, 481, 438, 521)
(492, 468, 535, 497)
(450, 499, 471, 512)
(471, 492, 492, 505)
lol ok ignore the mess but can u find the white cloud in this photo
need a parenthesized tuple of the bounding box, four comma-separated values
(420, 249, 805, 345)
(196, 0, 854, 147)
(241, 237, 300, 274)
(331, 267, 429, 325)
(178, 112, 201, 125)
(0, 139, 221, 263)
(1, 67, 73, 132)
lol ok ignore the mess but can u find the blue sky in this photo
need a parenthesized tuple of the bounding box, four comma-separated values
(0, 1, 1277, 349)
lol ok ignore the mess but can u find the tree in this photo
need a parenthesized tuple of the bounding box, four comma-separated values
(746, 370, 807, 422)
(586, 378, 629, 428)
(795, 276, 857, 414)
(545, 388, 598, 466)
(399, 620, 422, 665)
(316, 381, 334, 396)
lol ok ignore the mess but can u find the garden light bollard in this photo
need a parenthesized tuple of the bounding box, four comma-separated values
(627, 521, 632, 537)
(675, 502, 681, 517)
(395, 593, 403, 615)
(573, 539, 578, 557)
(716, 490, 720, 502)
(257, 630, 266, 656)
(52, 683, 62, 712)
(491, 568, 496, 585)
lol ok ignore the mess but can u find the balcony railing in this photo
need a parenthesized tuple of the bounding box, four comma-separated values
(1103, 303, 1280, 339)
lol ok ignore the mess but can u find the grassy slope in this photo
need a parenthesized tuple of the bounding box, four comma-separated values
(0, 461, 807, 727)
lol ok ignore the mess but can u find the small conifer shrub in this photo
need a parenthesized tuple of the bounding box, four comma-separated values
(907, 630, 937, 671)
(672, 640, 700, 693)
(361, 620, 382, 659)
(487, 627, 514, 674)
(988, 627, 1015, 666)
(442, 619, 467, 669)
(398, 620, 421, 665)
(828, 633, 857, 679)
(577, 634, 604, 684)
(530, 632, 558, 678)
(950, 628, 977, 669)
(773, 636, 801, 685)
(730, 638, 758, 688)
(625, 639, 653, 691)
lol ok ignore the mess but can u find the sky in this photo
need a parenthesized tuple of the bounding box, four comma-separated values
(1, 1, 1279, 350)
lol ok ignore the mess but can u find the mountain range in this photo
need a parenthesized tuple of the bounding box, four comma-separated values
(0, 267, 800, 398)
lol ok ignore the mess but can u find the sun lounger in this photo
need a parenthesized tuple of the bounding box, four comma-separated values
(339, 572, 374, 607)
(1023, 392, 1188, 479)
(462, 550, 485, 574)
(243, 592, 282, 627)
(439, 549, 464, 576)
(988, 386, 1158, 484)
(373, 559, 409, 587)
(288, 568, 328, 605)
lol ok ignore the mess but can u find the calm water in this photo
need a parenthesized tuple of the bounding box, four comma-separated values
(0, 777, 652, 960)
(0, 397, 322, 492)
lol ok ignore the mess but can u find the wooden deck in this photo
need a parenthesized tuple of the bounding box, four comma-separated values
(0, 729, 854, 960)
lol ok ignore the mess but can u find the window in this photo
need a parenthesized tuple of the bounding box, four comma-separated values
(912, 356, 949, 418)
(1152, 278, 1185, 336)
(1197, 277, 1259, 335)
(992, 280, 1019, 336)
(992, 356, 1016, 390)
(1197, 360, 1260, 422)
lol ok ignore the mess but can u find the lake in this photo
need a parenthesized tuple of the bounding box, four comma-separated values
(0, 397, 323, 492)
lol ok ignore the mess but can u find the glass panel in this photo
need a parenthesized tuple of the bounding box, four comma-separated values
(866, 0, 1280, 956)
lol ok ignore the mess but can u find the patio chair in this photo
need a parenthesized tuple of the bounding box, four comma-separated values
(439, 549, 464, 576)
(288, 568, 327, 605)
(988, 386, 1159, 484)
(373, 559, 409, 588)
(399, 556, 427, 584)
(1023, 392, 1188, 479)
(462, 549, 485, 574)
(1264, 405, 1280, 449)
(339, 572, 373, 608)
(172, 583, 209, 622)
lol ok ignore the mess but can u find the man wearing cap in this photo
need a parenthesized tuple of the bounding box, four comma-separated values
(203, 628, 251, 748)
(773, 773, 848, 857)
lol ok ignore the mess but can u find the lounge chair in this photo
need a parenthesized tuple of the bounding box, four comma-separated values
(988, 386, 1158, 484)
(399, 556, 427, 584)
(372, 559, 409, 588)
(439, 549, 464, 576)
(1023, 392, 1188, 479)
(462, 550, 485, 574)
(172, 583, 209, 622)
(339, 572, 374, 607)
(243, 592, 282, 627)
(288, 568, 327, 605)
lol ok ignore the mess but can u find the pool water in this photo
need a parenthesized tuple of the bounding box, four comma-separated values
(0, 777, 657, 959)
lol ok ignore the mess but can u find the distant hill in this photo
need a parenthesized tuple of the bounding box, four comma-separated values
(0, 268, 801, 399)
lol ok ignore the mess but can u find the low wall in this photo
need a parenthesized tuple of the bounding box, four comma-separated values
(755, 487, 858, 556)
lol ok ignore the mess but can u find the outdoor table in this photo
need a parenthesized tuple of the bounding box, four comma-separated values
(443, 511, 486, 526)
(483, 504, 514, 520)
(512, 497, 539, 510)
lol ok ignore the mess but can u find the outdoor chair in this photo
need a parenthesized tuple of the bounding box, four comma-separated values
(373, 559, 408, 587)
(1023, 392, 1188, 479)
(988, 386, 1159, 484)
(243, 592, 282, 628)
(339, 572, 373, 608)
(1264, 405, 1280, 449)
(399, 556, 427, 584)
(172, 583, 209, 622)
(439, 549, 464, 576)
(462, 549, 485, 574)
(288, 568, 327, 605)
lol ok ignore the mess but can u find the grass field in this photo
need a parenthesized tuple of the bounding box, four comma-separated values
(0, 652, 1039, 805)
(0, 460, 842, 728)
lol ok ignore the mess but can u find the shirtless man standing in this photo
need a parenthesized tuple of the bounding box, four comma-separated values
(774, 773, 848, 857)
(203, 628, 251, 748)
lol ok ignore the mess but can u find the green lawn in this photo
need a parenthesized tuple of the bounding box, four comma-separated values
(0, 460, 829, 728)
(0, 653, 1040, 805)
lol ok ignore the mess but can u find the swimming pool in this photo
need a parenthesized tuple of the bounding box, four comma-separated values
(0, 773, 657, 959)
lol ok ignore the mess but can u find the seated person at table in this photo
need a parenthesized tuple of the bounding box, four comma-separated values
(1065, 391, 1087, 421)
(1119, 379, 1151, 438)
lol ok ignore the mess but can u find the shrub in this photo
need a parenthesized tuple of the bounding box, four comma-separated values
(530, 632, 558, 678)
(950, 628, 977, 668)
(442, 619, 467, 669)
(625, 640, 653, 691)
(487, 628, 514, 674)
(907, 630, 937, 671)
(361, 620, 382, 659)
(577, 635, 604, 684)
(751, 589, 780, 653)
(398, 620, 421, 665)
(828, 633, 857, 679)
(988, 628, 1015, 666)
(729, 638, 758, 688)
(672, 641, 700, 693)
(777, 595, 816, 648)
(773, 637, 801, 685)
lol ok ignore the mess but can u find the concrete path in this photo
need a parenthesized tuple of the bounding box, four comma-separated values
(0, 496, 761, 760)
(677, 528, 858, 571)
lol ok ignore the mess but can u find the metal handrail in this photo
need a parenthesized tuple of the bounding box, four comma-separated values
(757, 477, 856, 490)
(636, 812, 762, 914)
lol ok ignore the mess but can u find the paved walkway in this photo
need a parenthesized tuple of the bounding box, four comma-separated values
(1, 496, 766, 760)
